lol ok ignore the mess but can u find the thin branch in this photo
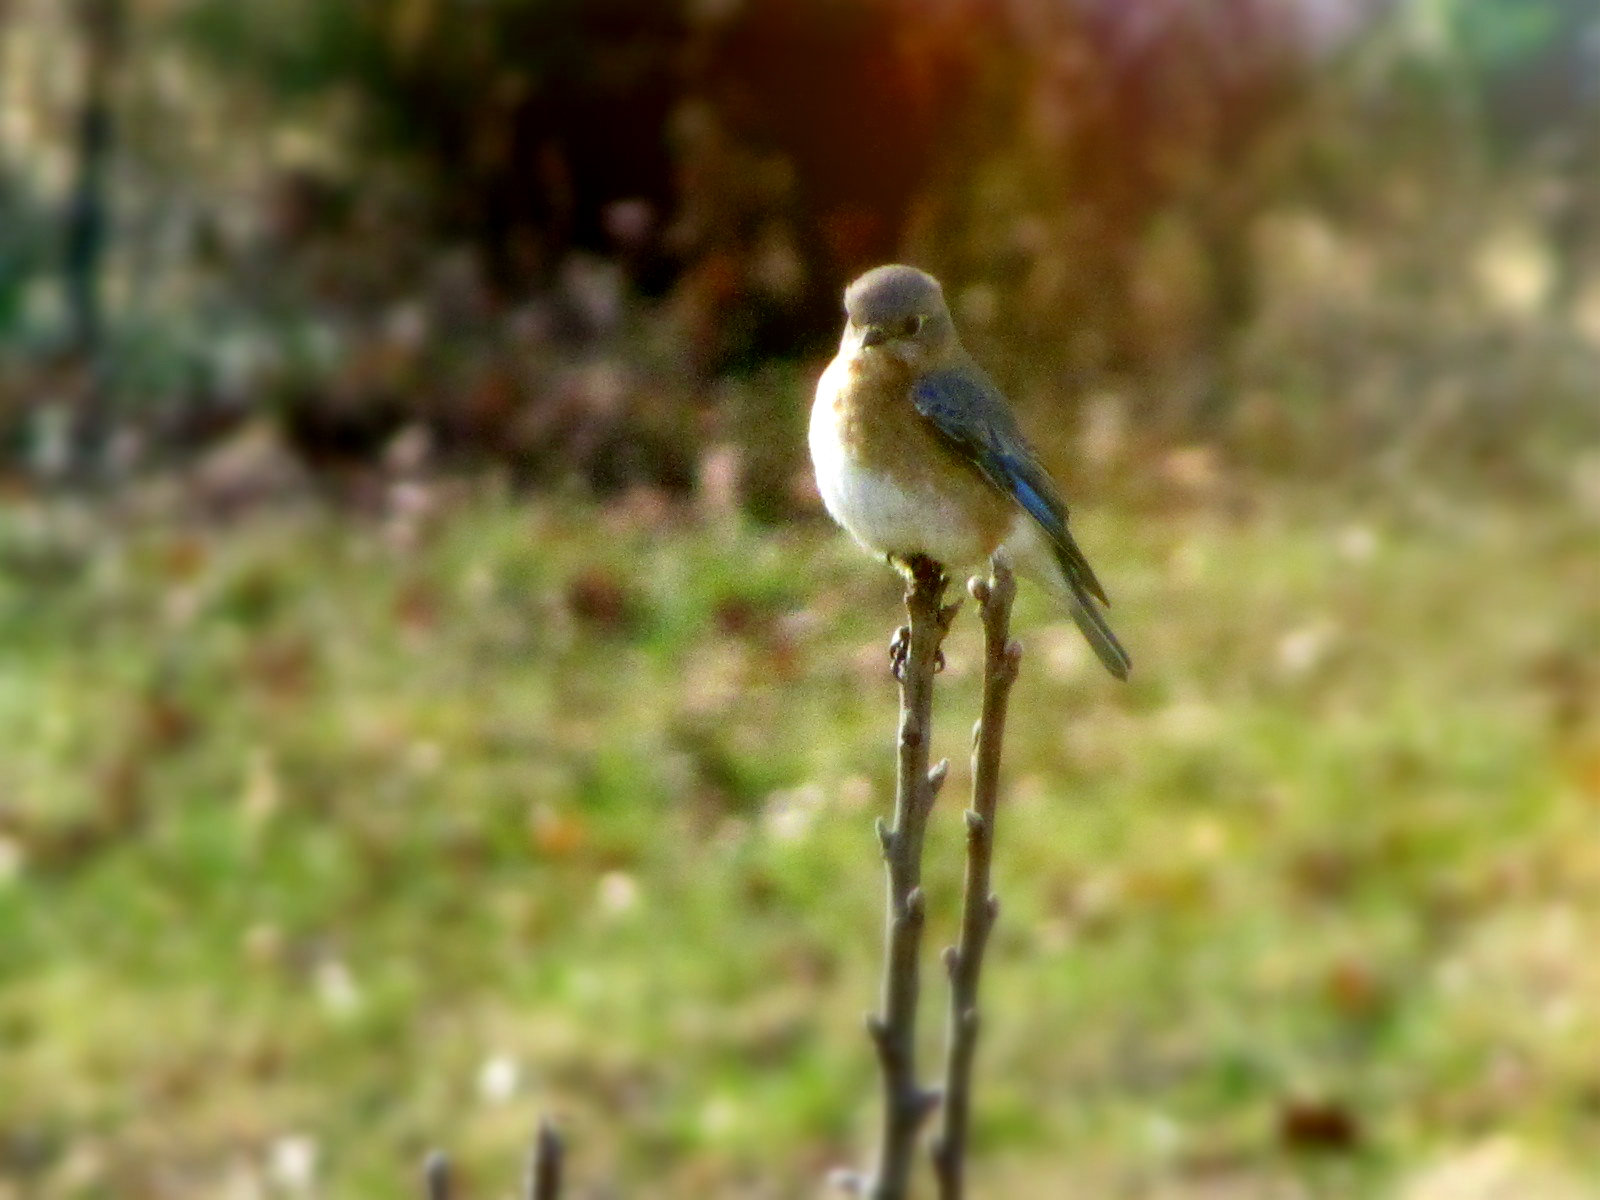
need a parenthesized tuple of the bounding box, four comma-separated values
(932, 561, 1022, 1200)
(849, 555, 958, 1200)
(424, 1150, 453, 1200)
(525, 1119, 565, 1200)
(425, 1117, 563, 1200)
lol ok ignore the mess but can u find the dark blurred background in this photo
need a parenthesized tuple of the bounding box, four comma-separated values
(5, 0, 1599, 500)
(7, 3, 1600, 1198)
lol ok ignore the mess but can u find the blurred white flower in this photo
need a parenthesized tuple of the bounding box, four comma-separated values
(477, 1054, 520, 1104)
(314, 960, 361, 1018)
(1276, 621, 1336, 678)
(268, 1134, 318, 1194)
(597, 871, 639, 917)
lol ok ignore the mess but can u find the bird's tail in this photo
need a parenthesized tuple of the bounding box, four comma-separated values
(999, 527, 1131, 680)
(1060, 569, 1131, 681)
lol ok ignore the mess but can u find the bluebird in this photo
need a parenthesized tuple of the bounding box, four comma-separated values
(810, 264, 1130, 680)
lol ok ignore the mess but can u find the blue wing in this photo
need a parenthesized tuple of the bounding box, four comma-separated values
(911, 365, 1109, 606)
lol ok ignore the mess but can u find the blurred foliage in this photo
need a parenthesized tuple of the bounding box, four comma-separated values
(2, 479, 1600, 1195)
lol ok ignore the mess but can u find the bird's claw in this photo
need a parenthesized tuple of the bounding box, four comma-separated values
(889, 627, 946, 680)
(889, 626, 911, 681)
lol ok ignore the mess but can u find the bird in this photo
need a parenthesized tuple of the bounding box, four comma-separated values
(810, 263, 1130, 680)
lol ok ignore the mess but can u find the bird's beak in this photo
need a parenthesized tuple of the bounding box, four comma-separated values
(860, 325, 888, 349)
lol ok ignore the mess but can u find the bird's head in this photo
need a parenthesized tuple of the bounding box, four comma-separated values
(841, 264, 956, 371)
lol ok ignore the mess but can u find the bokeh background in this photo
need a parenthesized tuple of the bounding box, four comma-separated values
(4, 1, 1600, 1196)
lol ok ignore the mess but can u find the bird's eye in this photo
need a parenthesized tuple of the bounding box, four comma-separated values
(904, 315, 924, 337)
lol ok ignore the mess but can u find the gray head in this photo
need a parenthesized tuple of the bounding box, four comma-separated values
(841, 264, 956, 366)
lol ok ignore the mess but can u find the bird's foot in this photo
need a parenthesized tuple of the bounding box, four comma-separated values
(905, 554, 945, 591)
(888, 554, 951, 682)
(888, 625, 946, 681)
(889, 625, 911, 682)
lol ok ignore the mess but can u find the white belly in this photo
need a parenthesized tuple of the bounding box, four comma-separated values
(809, 363, 991, 568)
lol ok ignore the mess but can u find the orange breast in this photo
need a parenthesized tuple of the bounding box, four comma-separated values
(831, 355, 1014, 554)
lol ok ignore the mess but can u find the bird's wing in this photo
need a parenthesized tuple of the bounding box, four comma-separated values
(911, 365, 1109, 605)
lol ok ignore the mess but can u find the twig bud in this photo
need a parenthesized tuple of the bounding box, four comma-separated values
(905, 887, 926, 924)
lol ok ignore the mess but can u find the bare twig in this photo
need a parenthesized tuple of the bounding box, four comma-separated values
(932, 561, 1022, 1200)
(845, 555, 958, 1200)
(425, 1117, 563, 1200)
(525, 1119, 565, 1200)
(424, 1150, 453, 1200)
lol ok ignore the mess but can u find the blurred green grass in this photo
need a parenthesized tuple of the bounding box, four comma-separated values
(3, 483, 1600, 1198)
